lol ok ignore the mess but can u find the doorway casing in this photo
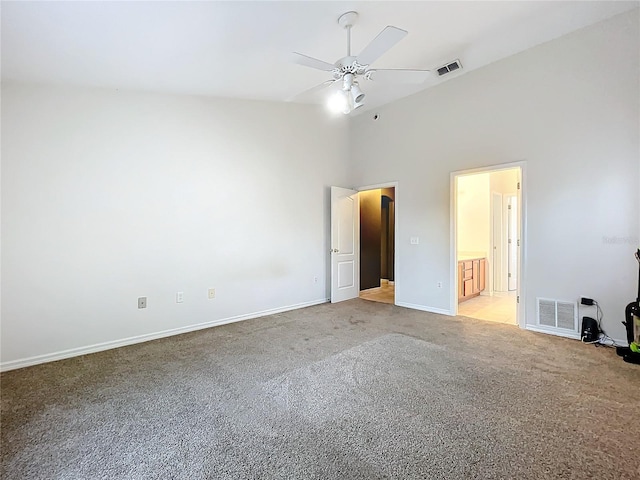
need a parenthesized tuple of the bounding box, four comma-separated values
(450, 162, 527, 328)
(330, 182, 399, 304)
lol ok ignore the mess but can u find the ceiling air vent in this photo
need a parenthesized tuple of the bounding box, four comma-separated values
(437, 59, 462, 77)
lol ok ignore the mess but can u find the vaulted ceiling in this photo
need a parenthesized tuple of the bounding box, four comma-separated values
(2, 1, 637, 112)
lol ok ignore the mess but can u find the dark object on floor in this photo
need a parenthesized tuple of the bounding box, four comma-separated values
(616, 248, 640, 365)
(581, 316, 600, 343)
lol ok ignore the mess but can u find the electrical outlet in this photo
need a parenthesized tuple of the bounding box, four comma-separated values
(208, 288, 216, 299)
(410, 237, 419, 245)
(437, 281, 443, 288)
(138, 297, 147, 309)
(176, 292, 184, 303)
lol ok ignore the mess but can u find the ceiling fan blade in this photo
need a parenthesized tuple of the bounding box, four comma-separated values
(367, 69, 430, 84)
(356, 26, 408, 66)
(292, 52, 336, 72)
(287, 79, 337, 102)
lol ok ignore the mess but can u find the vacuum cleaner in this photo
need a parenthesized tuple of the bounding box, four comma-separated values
(616, 248, 640, 365)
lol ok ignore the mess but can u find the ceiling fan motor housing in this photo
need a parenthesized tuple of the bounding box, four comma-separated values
(332, 57, 368, 80)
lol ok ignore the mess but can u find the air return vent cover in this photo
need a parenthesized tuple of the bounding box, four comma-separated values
(437, 59, 462, 76)
(536, 298, 578, 332)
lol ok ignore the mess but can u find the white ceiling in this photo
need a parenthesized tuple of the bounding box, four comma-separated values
(2, 1, 638, 112)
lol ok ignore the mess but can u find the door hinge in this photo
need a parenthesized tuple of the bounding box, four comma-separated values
(517, 239, 520, 246)
(508, 273, 512, 278)
(508, 204, 512, 210)
(517, 182, 520, 190)
(508, 239, 512, 244)
(517, 295, 520, 303)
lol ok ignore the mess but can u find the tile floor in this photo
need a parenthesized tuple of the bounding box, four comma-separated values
(359, 283, 516, 326)
(458, 291, 517, 325)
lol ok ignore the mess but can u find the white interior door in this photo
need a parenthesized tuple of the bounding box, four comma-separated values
(491, 192, 503, 292)
(507, 195, 518, 291)
(331, 186, 360, 303)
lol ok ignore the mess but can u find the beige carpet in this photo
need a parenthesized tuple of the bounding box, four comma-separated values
(2, 299, 639, 479)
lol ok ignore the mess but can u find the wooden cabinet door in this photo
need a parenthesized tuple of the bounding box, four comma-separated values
(472, 260, 480, 293)
(479, 259, 486, 292)
(464, 279, 474, 297)
(458, 258, 487, 302)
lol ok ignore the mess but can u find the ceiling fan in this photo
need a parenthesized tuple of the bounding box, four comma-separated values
(292, 11, 430, 114)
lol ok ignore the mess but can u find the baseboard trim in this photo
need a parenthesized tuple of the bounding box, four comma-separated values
(0, 298, 330, 372)
(525, 325, 628, 346)
(395, 302, 453, 316)
(525, 325, 581, 340)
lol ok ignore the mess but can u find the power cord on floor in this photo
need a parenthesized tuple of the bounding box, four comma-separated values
(595, 335, 618, 347)
(580, 299, 621, 348)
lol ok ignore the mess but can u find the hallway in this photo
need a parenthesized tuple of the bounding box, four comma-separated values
(359, 282, 395, 305)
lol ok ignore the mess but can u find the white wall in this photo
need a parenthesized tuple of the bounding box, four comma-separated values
(457, 173, 490, 258)
(349, 10, 640, 340)
(1, 83, 349, 367)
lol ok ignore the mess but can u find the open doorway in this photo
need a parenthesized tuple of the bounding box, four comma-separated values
(452, 166, 523, 325)
(359, 187, 395, 305)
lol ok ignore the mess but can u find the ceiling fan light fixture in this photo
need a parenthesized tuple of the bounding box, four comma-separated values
(343, 73, 355, 89)
(328, 89, 350, 114)
(350, 83, 365, 103)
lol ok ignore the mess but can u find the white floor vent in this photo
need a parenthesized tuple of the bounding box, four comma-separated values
(537, 298, 578, 332)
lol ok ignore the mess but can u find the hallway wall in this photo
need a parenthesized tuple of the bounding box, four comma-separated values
(360, 189, 382, 290)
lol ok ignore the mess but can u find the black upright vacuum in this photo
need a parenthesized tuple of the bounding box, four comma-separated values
(616, 248, 640, 365)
